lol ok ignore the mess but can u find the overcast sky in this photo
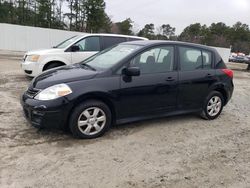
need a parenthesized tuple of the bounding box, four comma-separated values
(104, 0, 250, 34)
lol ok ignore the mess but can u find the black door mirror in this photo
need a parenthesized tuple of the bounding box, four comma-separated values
(123, 67, 140, 76)
(71, 45, 80, 52)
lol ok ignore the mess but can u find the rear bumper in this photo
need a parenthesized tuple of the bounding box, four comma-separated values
(224, 80, 234, 105)
(21, 94, 72, 129)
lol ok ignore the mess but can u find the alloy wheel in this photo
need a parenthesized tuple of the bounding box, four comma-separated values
(77, 107, 106, 136)
(207, 96, 222, 117)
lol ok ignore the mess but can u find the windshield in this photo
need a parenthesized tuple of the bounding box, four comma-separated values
(82, 44, 141, 70)
(54, 35, 82, 49)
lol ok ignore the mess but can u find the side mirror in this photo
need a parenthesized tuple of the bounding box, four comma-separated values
(123, 67, 140, 76)
(71, 45, 80, 52)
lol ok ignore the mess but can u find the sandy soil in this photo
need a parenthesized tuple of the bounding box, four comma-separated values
(0, 57, 250, 188)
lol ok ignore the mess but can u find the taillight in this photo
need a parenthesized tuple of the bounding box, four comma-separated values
(222, 69, 233, 78)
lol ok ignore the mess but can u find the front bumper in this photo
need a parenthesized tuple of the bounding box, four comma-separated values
(21, 93, 72, 129)
(21, 60, 40, 77)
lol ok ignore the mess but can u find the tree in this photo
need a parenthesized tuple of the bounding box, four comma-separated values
(1, 2, 250, 54)
(100, 13, 112, 33)
(0, 1, 11, 23)
(205, 22, 230, 47)
(36, 0, 50, 27)
(84, 0, 110, 33)
(179, 23, 204, 43)
(230, 22, 250, 53)
(115, 18, 133, 35)
(161, 24, 175, 39)
(156, 24, 176, 40)
(138, 23, 156, 39)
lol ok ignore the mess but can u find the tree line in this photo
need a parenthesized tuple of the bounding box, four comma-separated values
(0, 0, 250, 53)
(137, 21, 250, 54)
(0, 0, 111, 32)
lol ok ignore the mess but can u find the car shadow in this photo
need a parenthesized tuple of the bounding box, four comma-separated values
(105, 113, 200, 140)
(7, 113, 200, 148)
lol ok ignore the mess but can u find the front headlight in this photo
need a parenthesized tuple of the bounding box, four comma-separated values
(26, 55, 40, 62)
(34, 84, 72, 101)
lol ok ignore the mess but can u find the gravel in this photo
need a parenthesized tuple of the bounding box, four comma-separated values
(0, 58, 250, 188)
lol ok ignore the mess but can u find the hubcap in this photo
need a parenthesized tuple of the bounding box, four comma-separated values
(77, 107, 106, 135)
(207, 96, 222, 117)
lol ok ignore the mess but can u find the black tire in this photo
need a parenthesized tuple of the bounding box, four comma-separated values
(200, 91, 224, 120)
(69, 100, 112, 139)
(44, 62, 63, 71)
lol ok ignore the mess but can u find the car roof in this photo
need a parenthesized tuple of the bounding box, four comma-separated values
(77, 33, 148, 40)
(122, 40, 217, 52)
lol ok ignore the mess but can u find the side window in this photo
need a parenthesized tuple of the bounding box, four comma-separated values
(102, 36, 126, 49)
(179, 47, 202, 71)
(129, 46, 174, 74)
(74, 36, 100, 51)
(202, 51, 212, 69)
(179, 47, 213, 71)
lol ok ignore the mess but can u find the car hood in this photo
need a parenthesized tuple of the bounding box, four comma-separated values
(31, 64, 98, 89)
(26, 48, 64, 55)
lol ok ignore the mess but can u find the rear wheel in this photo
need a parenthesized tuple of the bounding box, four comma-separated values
(200, 91, 224, 120)
(69, 100, 111, 139)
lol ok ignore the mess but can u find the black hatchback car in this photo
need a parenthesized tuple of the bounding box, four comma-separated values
(21, 41, 234, 139)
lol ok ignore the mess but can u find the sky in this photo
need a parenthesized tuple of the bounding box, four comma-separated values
(104, 0, 250, 34)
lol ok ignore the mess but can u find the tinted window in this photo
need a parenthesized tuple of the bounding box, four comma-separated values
(102, 36, 127, 49)
(130, 46, 174, 74)
(75, 36, 100, 51)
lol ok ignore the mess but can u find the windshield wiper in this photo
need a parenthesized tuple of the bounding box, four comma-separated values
(81, 63, 96, 71)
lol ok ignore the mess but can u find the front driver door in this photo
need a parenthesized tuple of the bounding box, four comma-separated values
(118, 45, 178, 119)
(71, 36, 100, 64)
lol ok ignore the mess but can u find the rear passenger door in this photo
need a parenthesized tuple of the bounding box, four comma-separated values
(177, 46, 216, 109)
(101, 36, 127, 50)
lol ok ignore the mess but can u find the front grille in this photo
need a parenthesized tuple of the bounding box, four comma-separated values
(26, 87, 40, 98)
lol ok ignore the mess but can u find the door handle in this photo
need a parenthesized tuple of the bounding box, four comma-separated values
(165, 77, 175, 81)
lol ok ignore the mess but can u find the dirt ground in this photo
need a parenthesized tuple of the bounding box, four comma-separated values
(0, 56, 250, 188)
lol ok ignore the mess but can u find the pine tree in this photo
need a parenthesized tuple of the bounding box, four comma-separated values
(84, 0, 110, 33)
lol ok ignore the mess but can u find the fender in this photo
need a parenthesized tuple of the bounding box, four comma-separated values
(68, 91, 118, 123)
(38, 54, 71, 73)
(208, 81, 230, 104)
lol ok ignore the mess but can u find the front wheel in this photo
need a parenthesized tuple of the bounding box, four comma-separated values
(200, 91, 224, 120)
(44, 62, 63, 71)
(69, 100, 112, 139)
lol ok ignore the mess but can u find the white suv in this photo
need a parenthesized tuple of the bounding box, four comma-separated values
(21, 33, 147, 77)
